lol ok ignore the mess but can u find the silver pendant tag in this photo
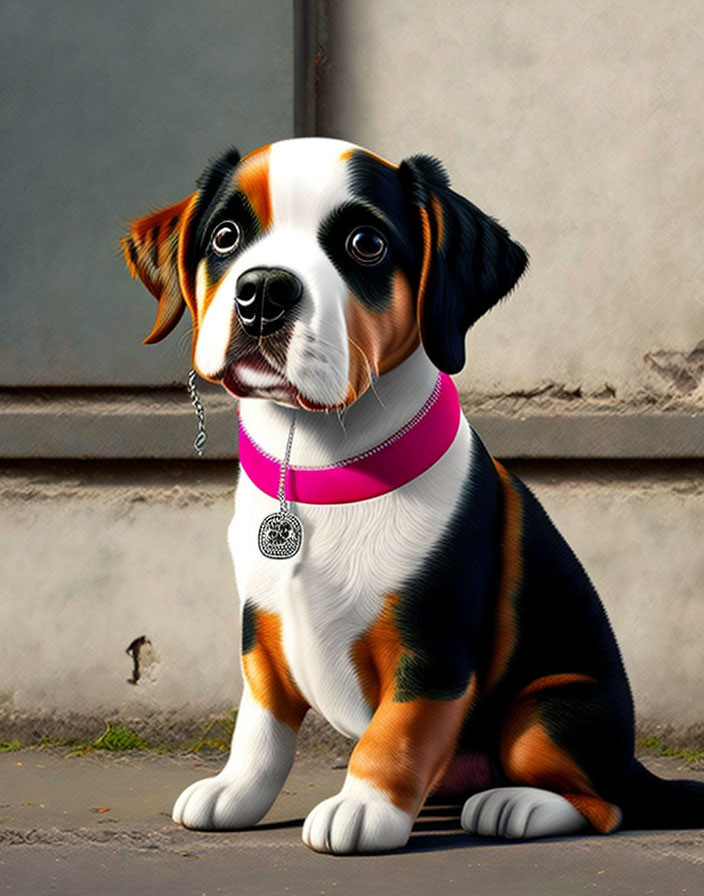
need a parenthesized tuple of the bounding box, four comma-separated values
(257, 411, 303, 559)
(258, 510, 303, 559)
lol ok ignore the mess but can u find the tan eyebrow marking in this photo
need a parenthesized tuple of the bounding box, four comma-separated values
(237, 146, 273, 230)
(340, 147, 398, 169)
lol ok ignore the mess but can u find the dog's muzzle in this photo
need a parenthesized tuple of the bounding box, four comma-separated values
(235, 267, 303, 337)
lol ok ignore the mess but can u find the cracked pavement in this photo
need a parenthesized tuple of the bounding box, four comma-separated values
(1, 750, 703, 895)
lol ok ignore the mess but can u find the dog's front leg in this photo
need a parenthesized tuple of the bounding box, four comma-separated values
(173, 606, 308, 830)
(303, 690, 472, 854)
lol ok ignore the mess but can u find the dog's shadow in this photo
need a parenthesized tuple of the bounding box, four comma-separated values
(229, 805, 611, 855)
(405, 803, 475, 853)
(243, 804, 471, 851)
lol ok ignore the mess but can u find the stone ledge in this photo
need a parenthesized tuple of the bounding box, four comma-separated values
(470, 412, 704, 460)
(0, 391, 702, 459)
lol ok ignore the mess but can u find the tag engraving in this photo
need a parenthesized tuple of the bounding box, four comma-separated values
(258, 510, 303, 559)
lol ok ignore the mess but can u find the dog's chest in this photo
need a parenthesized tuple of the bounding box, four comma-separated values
(228, 421, 472, 738)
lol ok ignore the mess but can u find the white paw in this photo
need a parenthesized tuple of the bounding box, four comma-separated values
(172, 774, 272, 830)
(302, 778, 413, 855)
(461, 787, 590, 839)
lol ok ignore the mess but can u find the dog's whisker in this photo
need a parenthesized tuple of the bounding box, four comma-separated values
(177, 326, 196, 356)
(367, 369, 384, 409)
(347, 337, 376, 402)
(348, 336, 385, 410)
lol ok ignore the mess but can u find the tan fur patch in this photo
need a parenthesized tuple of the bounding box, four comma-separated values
(485, 460, 524, 691)
(501, 708, 594, 797)
(339, 147, 397, 169)
(415, 205, 433, 336)
(349, 594, 476, 813)
(431, 194, 445, 252)
(350, 593, 403, 710)
(242, 609, 308, 732)
(122, 192, 199, 344)
(237, 147, 272, 231)
(517, 673, 598, 700)
(564, 794, 622, 834)
(349, 690, 475, 813)
(345, 272, 420, 402)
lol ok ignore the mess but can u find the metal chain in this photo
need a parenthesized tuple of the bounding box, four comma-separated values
(186, 369, 207, 457)
(278, 412, 297, 512)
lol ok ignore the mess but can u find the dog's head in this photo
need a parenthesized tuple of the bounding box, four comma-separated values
(123, 137, 527, 410)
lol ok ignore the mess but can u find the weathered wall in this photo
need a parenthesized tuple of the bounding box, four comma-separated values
(1, 3, 702, 747)
(0, 0, 294, 387)
(316, 0, 704, 401)
(2, 460, 702, 736)
(1, 466, 240, 721)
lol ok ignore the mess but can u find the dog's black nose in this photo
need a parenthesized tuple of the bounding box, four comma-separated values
(235, 267, 303, 337)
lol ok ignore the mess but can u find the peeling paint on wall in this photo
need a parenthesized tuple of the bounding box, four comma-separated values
(644, 342, 704, 394)
(126, 636, 159, 686)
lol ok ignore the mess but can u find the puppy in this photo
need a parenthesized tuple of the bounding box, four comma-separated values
(123, 137, 703, 854)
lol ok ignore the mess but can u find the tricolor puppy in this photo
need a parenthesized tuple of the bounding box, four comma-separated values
(123, 137, 703, 854)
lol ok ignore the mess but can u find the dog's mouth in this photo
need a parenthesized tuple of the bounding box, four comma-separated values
(221, 356, 338, 411)
(222, 355, 291, 400)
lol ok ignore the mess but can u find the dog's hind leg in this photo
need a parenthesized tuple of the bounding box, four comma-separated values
(461, 786, 590, 838)
(173, 606, 309, 830)
(462, 674, 626, 839)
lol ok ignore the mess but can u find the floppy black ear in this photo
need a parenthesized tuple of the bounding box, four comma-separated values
(399, 154, 528, 374)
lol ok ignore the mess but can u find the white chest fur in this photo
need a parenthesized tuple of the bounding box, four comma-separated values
(228, 381, 473, 738)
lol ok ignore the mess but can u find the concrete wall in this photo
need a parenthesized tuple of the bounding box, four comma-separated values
(2, 459, 703, 735)
(1, 2, 703, 744)
(316, 0, 704, 400)
(1, 466, 239, 720)
(0, 0, 294, 387)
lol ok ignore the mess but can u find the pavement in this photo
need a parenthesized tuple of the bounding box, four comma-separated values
(1, 749, 703, 896)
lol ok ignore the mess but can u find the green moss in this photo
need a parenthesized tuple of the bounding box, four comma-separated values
(181, 709, 238, 754)
(93, 723, 150, 752)
(66, 723, 150, 757)
(3, 709, 240, 756)
(638, 735, 704, 766)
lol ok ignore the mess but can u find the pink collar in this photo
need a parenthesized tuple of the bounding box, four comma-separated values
(237, 372, 461, 505)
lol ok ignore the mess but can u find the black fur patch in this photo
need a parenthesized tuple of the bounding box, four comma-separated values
(241, 600, 258, 655)
(399, 156, 529, 374)
(317, 151, 421, 313)
(126, 237, 139, 270)
(318, 202, 398, 311)
(196, 148, 242, 202)
(400, 153, 451, 203)
(391, 434, 503, 702)
(503, 474, 636, 791)
(199, 191, 263, 286)
(449, 458, 638, 784)
(182, 148, 244, 279)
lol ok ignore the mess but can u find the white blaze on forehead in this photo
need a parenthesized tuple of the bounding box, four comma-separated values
(268, 138, 360, 232)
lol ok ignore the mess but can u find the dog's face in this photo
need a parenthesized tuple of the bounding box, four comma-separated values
(123, 137, 527, 410)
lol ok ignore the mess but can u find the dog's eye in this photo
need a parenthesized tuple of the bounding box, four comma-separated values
(211, 221, 241, 256)
(346, 227, 387, 265)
